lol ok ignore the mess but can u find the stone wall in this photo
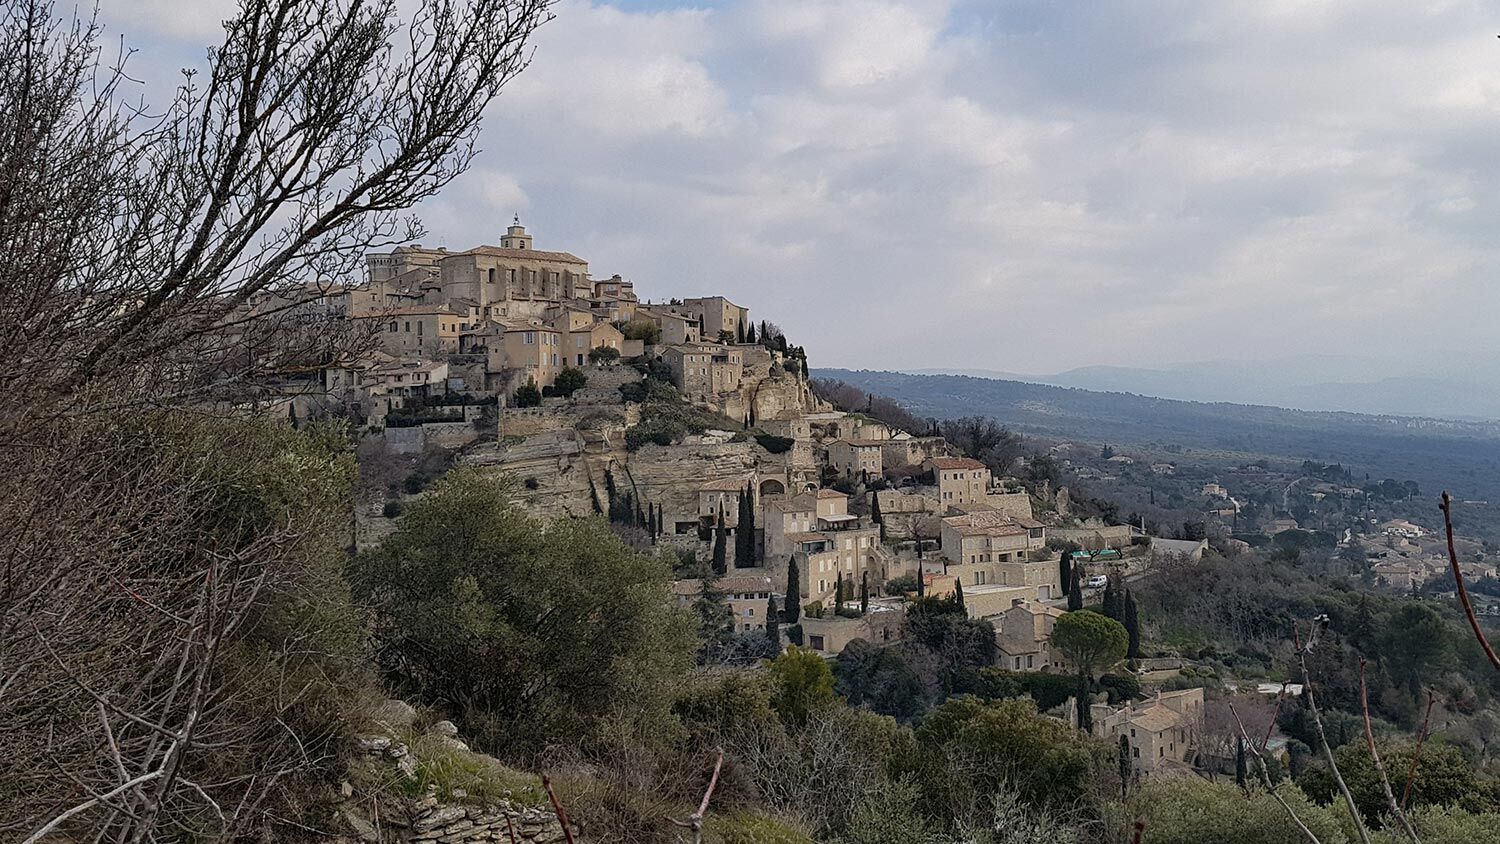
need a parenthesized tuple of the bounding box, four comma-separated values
(334, 705, 573, 844)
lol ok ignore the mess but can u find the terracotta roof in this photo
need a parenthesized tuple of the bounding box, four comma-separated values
(714, 576, 775, 594)
(1127, 705, 1183, 734)
(455, 246, 587, 264)
(942, 511, 1042, 535)
(928, 457, 987, 470)
(352, 304, 460, 318)
(815, 489, 846, 500)
(787, 532, 831, 543)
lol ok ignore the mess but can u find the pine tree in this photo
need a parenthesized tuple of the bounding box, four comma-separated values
(1119, 735, 1132, 799)
(711, 511, 727, 576)
(1235, 735, 1247, 788)
(766, 594, 781, 655)
(869, 491, 885, 541)
(1124, 590, 1141, 659)
(859, 571, 869, 615)
(784, 560, 801, 624)
(954, 579, 966, 615)
(1067, 564, 1083, 611)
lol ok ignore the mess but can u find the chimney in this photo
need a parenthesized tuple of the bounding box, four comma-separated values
(1012, 598, 1025, 607)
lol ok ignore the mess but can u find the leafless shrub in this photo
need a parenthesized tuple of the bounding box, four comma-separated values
(0, 0, 555, 838)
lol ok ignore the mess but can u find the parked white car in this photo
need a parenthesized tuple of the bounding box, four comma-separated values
(1086, 574, 1108, 589)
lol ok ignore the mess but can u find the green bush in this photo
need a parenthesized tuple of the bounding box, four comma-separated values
(512, 379, 541, 408)
(382, 499, 404, 518)
(554, 367, 588, 397)
(350, 469, 696, 758)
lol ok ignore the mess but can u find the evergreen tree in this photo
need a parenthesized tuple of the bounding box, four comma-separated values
(870, 491, 884, 540)
(1351, 592, 1375, 647)
(1067, 564, 1083, 611)
(916, 565, 926, 598)
(1124, 591, 1142, 659)
(711, 511, 727, 576)
(1119, 735, 1132, 799)
(784, 560, 801, 624)
(859, 571, 869, 615)
(745, 322, 756, 344)
(766, 594, 781, 655)
(1235, 735, 1247, 788)
(1102, 577, 1121, 621)
(1058, 550, 1071, 595)
(604, 469, 617, 510)
(954, 579, 966, 615)
(589, 477, 603, 515)
(635, 498, 646, 529)
(733, 491, 748, 568)
(1076, 672, 1093, 732)
(835, 571, 844, 607)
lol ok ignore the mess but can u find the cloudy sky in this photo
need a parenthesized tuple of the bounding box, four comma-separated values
(101, 1, 1500, 380)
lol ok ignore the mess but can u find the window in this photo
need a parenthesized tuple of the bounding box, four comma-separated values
(524, 332, 534, 344)
(1132, 747, 1140, 758)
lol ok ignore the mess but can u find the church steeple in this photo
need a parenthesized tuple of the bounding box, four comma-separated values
(502, 214, 533, 250)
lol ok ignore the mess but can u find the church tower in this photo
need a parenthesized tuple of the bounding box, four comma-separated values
(501, 215, 533, 250)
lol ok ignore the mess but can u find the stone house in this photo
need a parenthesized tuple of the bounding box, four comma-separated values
(638, 307, 701, 346)
(940, 511, 1047, 566)
(1089, 689, 1205, 780)
(679, 295, 749, 342)
(827, 439, 884, 478)
(362, 304, 466, 357)
(925, 456, 991, 506)
(659, 343, 744, 396)
(765, 490, 883, 603)
(672, 575, 780, 634)
(993, 599, 1067, 672)
(801, 603, 904, 654)
(698, 476, 752, 531)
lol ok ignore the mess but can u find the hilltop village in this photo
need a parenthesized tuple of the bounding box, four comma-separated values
(254, 221, 1218, 778)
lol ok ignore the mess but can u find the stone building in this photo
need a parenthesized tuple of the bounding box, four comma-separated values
(827, 439, 884, 478)
(1089, 689, 1205, 780)
(926, 456, 992, 506)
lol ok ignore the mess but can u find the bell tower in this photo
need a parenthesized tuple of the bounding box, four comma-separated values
(501, 214, 533, 250)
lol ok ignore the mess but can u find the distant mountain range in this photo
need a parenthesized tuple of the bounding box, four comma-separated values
(812, 367, 1500, 508)
(907, 354, 1500, 420)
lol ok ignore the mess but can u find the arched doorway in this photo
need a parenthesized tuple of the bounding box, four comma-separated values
(759, 478, 786, 497)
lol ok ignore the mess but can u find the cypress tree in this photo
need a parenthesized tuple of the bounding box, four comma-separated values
(711, 511, 727, 576)
(745, 322, 756, 344)
(1058, 550, 1071, 596)
(784, 560, 801, 624)
(1067, 564, 1083, 611)
(1076, 672, 1093, 732)
(1119, 735, 1132, 799)
(954, 579, 966, 615)
(1102, 577, 1121, 621)
(916, 565, 926, 598)
(589, 477, 603, 515)
(1124, 590, 1142, 659)
(870, 491, 884, 540)
(1235, 735, 1247, 788)
(859, 571, 869, 615)
(766, 594, 781, 655)
(634, 495, 645, 528)
(736, 320, 745, 343)
(835, 571, 844, 608)
(746, 483, 757, 562)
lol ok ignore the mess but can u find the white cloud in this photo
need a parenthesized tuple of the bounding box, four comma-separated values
(85, 0, 1500, 376)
